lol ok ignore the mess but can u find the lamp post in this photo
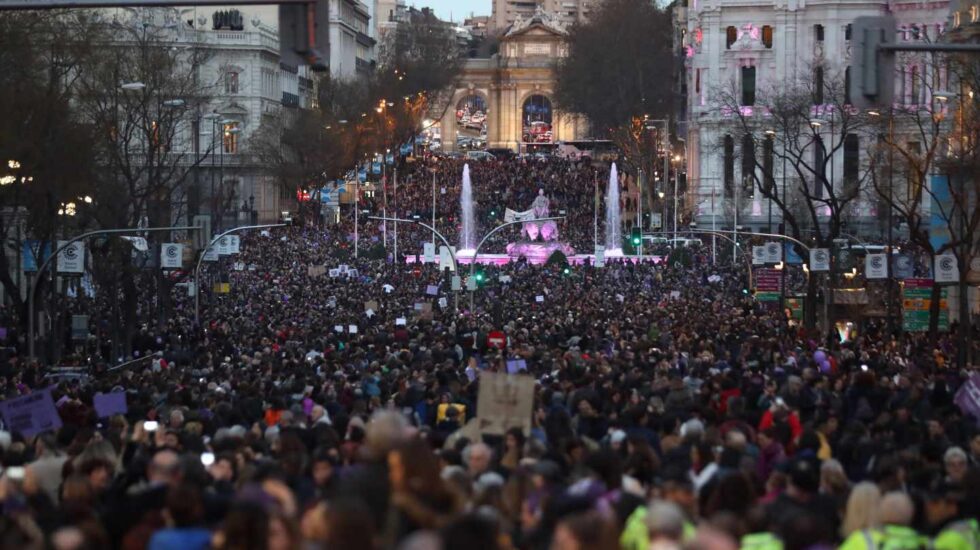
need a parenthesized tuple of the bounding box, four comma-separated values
(28, 225, 201, 362)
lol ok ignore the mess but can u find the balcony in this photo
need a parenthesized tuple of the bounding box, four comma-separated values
(356, 31, 376, 47)
(355, 57, 375, 72)
(282, 92, 300, 108)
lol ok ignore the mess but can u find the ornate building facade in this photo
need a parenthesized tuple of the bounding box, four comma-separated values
(437, 10, 587, 152)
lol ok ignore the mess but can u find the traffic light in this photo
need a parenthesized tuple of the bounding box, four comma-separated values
(474, 270, 485, 285)
(630, 227, 642, 247)
(850, 15, 895, 110)
(562, 266, 571, 276)
(279, 2, 328, 71)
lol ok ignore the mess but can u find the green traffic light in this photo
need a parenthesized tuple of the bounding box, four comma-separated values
(563, 267, 570, 275)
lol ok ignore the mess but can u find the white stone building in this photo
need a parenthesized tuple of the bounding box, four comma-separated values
(683, 0, 951, 238)
(102, 6, 315, 227)
(327, 0, 376, 79)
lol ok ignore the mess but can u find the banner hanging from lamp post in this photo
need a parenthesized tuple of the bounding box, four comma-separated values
(809, 248, 830, 271)
(865, 253, 888, 279)
(160, 243, 184, 269)
(935, 253, 959, 283)
(56, 241, 85, 274)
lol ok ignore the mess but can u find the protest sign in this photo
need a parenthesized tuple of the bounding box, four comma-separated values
(954, 374, 980, 425)
(396, 317, 407, 326)
(423, 242, 435, 264)
(506, 359, 527, 374)
(0, 388, 62, 437)
(535, 295, 544, 303)
(426, 284, 439, 296)
(93, 392, 127, 418)
(475, 372, 534, 435)
(334, 325, 343, 333)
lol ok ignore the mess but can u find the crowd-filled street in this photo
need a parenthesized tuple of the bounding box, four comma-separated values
(0, 156, 978, 549)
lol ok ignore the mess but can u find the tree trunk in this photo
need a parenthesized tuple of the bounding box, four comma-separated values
(928, 281, 941, 346)
(957, 277, 970, 368)
(805, 273, 818, 332)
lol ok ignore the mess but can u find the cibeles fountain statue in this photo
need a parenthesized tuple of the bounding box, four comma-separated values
(504, 189, 575, 262)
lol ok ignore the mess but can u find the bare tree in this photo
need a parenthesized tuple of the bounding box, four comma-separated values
(74, 11, 217, 358)
(716, 62, 874, 331)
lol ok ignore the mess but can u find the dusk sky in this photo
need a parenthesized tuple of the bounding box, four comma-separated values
(409, 0, 490, 22)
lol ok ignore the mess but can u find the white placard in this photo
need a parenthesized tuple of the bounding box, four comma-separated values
(452, 275, 462, 290)
(809, 248, 830, 272)
(202, 248, 219, 262)
(396, 317, 407, 326)
(765, 242, 781, 263)
(438, 297, 448, 308)
(466, 277, 477, 291)
(423, 242, 435, 264)
(57, 241, 85, 274)
(439, 246, 455, 271)
(334, 325, 343, 333)
(535, 295, 544, 303)
(595, 246, 605, 268)
(865, 253, 888, 279)
(348, 325, 358, 334)
(227, 235, 240, 254)
(160, 243, 183, 269)
(935, 253, 959, 283)
(752, 246, 766, 266)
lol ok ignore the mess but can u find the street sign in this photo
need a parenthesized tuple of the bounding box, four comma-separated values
(902, 278, 948, 332)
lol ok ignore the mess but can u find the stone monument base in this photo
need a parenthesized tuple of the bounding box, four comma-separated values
(506, 241, 576, 264)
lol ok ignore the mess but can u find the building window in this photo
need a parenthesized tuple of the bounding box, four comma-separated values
(724, 135, 735, 197)
(763, 135, 775, 192)
(910, 65, 920, 105)
(223, 121, 240, 153)
(726, 26, 737, 49)
(843, 134, 859, 196)
(845, 23, 852, 41)
(224, 71, 239, 94)
(741, 66, 756, 106)
(741, 135, 756, 193)
(695, 68, 701, 94)
(813, 137, 825, 199)
(844, 66, 852, 105)
(814, 24, 824, 42)
(813, 66, 824, 105)
(762, 25, 773, 48)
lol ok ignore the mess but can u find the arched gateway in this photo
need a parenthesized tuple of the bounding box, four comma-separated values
(437, 9, 587, 153)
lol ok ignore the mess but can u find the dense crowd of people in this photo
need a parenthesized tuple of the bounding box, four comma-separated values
(354, 156, 637, 255)
(0, 157, 978, 550)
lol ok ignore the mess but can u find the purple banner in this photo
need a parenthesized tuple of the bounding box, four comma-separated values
(0, 388, 62, 437)
(954, 374, 980, 425)
(93, 392, 128, 418)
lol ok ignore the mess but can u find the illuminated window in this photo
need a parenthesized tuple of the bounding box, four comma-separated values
(223, 122, 240, 153)
(762, 25, 773, 48)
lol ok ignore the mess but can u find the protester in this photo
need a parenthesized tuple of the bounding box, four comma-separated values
(0, 155, 977, 550)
